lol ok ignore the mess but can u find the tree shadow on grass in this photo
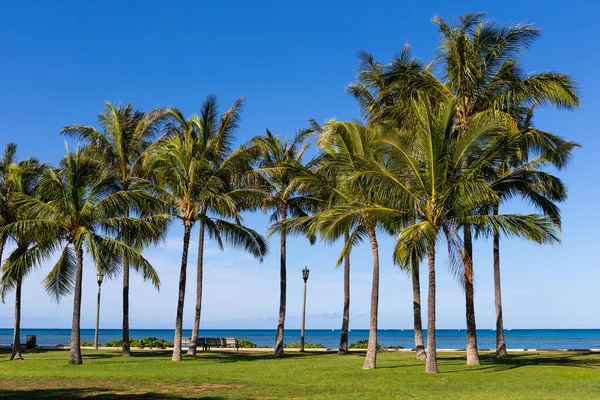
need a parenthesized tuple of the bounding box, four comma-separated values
(0, 388, 225, 399)
(438, 352, 599, 374)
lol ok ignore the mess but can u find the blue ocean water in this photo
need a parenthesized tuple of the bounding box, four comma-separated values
(1, 328, 599, 349)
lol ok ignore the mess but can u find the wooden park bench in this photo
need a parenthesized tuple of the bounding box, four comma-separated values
(181, 337, 238, 351)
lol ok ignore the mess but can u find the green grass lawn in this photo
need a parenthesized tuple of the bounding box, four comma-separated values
(0, 349, 599, 399)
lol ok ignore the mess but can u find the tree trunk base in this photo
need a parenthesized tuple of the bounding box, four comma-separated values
(362, 357, 376, 370)
(466, 351, 480, 366)
(425, 356, 438, 374)
(415, 346, 426, 360)
(496, 345, 508, 358)
(187, 346, 197, 356)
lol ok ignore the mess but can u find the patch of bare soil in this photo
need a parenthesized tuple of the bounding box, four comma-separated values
(1, 378, 245, 398)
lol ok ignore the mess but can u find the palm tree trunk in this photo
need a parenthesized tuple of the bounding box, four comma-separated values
(412, 255, 426, 360)
(463, 224, 480, 366)
(425, 241, 437, 374)
(362, 225, 380, 370)
(493, 204, 507, 358)
(122, 207, 131, 356)
(338, 230, 350, 355)
(0, 237, 5, 267)
(172, 221, 192, 362)
(69, 245, 84, 365)
(10, 276, 23, 360)
(188, 215, 206, 356)
(274, 204, 287, 357)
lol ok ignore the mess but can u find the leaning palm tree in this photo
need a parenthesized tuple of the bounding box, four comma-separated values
(356, 98, 559, 373)
(3, 147, 162, 364)
(61, 102, 171, 356)
(250, 128, 314, 357)
(0, 155, 52, 360)
(168, 96, 267, 357)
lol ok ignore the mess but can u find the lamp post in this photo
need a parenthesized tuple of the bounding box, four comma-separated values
(300, 266, 310, 352)
(94, 272, 104, 350)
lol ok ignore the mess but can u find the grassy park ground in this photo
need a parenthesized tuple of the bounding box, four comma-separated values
(0, 349, 599, 399)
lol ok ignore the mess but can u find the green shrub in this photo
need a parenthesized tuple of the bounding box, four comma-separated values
(103, 339, 123, 347)
(284, 342, 326, 349)
(130, 337, 173, 349)
(348, 340, 387, 350)
(80, 341, 95, 347)
(236, 339, 257, 348)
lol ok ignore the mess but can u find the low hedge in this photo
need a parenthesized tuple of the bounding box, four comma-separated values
(284, 342, 326, 349)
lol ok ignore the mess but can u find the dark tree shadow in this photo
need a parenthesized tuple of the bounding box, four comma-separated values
(0, 388, 225, 399)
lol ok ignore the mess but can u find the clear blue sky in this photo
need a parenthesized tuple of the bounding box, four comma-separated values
(0, 0, 598, 331)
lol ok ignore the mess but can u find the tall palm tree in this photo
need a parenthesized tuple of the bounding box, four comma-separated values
(0, 157, 55, 360)
(61, 102, 171, 356)
(431, 13, 580, 365)
(348, 49, 447, 360)
(167, 96, 267, 357)
(270, 150, 355, 355)
(485, 107, 577, 357)
(355, 98, 559, 373)
(0, 143, 19, 265)
(352, 14, 580, 365)
(146, 125, 265, 361)
(2, 147, 161, 364)
(250, 128, 314, 357)
(274, 121, 390, 369)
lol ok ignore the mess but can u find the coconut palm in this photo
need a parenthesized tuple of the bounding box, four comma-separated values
(61, 102, 171, 356)
(351, 14, 580, 364)
(2, 147, 161, 364)
(353, 97, 559, 373)
(0, 154, 52, 360)
(348, 48, 446, 360)
(166, 96, 267, 357)
(270, 151, 355, 355)
(0, 143, 20, 265)
(484, 107, 577, 357)
(250, 128, 314, 357)
(145, 123, 265, 361)
(431, 13, 580, 365)
(273, 121, 392, 368)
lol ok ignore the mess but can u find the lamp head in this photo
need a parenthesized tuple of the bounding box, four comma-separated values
(302, 266, 310, 282)
(97, 272, 104, 285)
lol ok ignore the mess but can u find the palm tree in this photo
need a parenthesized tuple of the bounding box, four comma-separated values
(352, 14, 580, 365)
(485, 107, 577, 357)
(0, 154, 52, 360)
(0, 144, 19, 265)
(166, 96, 267, 357)
(348, 49, 446, 360)
(146, 123, 265, 361)
(250, 128, 314, 357)
(2, 147, 161, 364)
(61, 102, 171, 356)
(354, 98, 559, 373)
(274, 121, 390, 368)
(431, 13, 580, 365)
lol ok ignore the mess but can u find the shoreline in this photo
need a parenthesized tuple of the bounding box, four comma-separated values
(2, 345, 599, 353)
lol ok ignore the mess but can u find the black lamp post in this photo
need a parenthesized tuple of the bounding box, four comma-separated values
(300, 266, 310, 352)
(94, 272, 104, 350)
